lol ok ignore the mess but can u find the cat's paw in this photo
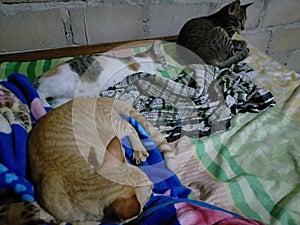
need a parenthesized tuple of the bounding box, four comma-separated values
(132, 150, 149, 165)
(165, 158, 176, 172)
(241, 48, 250, 58)
(235, 48, 250, 61)
(232, 39, 247, 51)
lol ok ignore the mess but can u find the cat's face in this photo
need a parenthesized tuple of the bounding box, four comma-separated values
(226, 1, 253, 36)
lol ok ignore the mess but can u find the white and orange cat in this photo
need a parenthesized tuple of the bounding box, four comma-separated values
(28, 97, 175, 224)
(35, 41, 167, 108)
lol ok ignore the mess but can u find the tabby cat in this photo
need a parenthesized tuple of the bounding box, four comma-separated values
(177, 0, 253, 68)
(28, 97, 175, 224)
(35, 40, 167, 108)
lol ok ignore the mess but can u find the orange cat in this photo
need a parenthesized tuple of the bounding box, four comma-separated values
(28, 97, 175, 223)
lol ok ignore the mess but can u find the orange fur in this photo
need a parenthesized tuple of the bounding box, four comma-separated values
(28, 97, 175, 223)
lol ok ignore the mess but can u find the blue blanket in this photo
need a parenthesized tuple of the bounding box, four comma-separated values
(0, 73, 266, 225)
(0, 73, 48, 203)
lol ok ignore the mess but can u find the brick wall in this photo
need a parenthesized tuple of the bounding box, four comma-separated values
(241, 0, 300, 73)
(0, 0, 299, 72)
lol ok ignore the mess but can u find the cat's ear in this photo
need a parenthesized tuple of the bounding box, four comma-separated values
(241, 2, 253, 11)
(106, 136, 125, 163)
(228, 0, 241, 15)
(104, 194, 141, 222)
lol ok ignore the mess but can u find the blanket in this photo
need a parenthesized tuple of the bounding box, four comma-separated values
(116, 116, 266, 225)
(1, 40, 299, 225)
(0, 73, 266, 225)
(0, 73, 47, 204)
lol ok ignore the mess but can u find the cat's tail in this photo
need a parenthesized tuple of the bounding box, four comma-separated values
(147, 40, 168, 68)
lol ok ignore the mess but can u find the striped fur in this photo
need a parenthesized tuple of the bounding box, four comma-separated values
(177, 0, 252, 68)
(28, 97, 175, 223)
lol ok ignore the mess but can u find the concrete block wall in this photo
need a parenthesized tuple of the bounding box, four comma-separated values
(241, 0, 300, 73)
(0, 0, 299, 73)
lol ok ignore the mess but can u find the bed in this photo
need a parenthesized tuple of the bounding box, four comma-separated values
(0, 35, 299, 225)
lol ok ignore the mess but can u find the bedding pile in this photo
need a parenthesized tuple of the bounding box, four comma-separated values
(0, 73, 265, 225)
(0, 40, 299, 225)
(0, 73, 48, 203)
(0, 73, 53, 224)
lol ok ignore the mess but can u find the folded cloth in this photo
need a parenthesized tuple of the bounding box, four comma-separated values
(0, 73, 47, 203)
(217, 63, 276, 114)
(101, 63, 275, 142)
(101, 71, 231, 142)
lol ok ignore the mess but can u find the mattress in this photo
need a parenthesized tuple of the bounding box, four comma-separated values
(0, 37, 299, 225)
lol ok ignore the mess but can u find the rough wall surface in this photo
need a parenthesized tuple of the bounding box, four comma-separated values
(0, 0, 299, 72)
